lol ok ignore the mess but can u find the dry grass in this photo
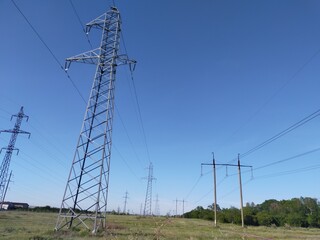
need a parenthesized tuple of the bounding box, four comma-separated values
(0, 211, 320, 239)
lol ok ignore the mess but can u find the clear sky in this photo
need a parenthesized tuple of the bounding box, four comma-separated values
(1, 0, 320, 216)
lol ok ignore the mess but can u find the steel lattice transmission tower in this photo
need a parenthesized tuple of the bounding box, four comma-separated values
(154, 194, 160, 216)
(0, 107, 30, 209)
(55, 6, 135, 233)
(143, 162, 156, 216)
(123, 191, 128, 214)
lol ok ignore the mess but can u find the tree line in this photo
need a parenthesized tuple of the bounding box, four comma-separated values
(183, 197, 320, 228)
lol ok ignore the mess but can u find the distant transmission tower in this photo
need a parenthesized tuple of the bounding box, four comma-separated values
(0, 107, 30, 209)
(143, 162, 156, 216)
(123, 191, 129, 214)
(154, 194, 160, 216)
(55, 6, 135, 234)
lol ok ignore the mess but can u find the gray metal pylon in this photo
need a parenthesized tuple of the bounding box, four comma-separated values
(154, 194, 160, 216)
(55, 7, 135, 234)
(0, 106, 30, 209)
(143, 162, 156, 216)
(123, 191, 128, 214)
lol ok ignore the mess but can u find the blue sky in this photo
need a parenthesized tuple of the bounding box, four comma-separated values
(1, 0, 320, 215)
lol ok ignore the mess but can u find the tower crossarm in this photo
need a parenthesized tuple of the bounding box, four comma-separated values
(65, 48, 101, 69)
(11, 109, 29, 121)
(0, 129, 31, 137)
(85, 13, 109, 30)
(85, 7, 119, 32)
(65, 7, 135, 72)
(117, 55, 136, 68)
(65, 51, 136, 70)
(0, 147, 19, 155)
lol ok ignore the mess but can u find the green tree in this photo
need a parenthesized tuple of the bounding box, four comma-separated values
(207, 203, 221, 211)
(302, 197, 319, 227)
(184, 197, 320, 228)
(220, 207, 241, 224)
(256, 211, 280, 226)
(184, 206, 213, 220)
(244, 204, 258, 226)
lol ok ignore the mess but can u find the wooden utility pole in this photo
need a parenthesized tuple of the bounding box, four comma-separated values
(212, 153, 217, 227)
(201, 153, 252, 228)
(174, 199, 186, 217)
(237, 154, 245, 227)
(175, 198, 178, 217)
(182, 199, 185, 216)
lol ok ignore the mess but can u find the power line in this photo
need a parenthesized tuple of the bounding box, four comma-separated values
(0, 104, 74, 170)
(217, 163, 320, 199)
(27, 122, 70, 161)
(219, 162, 320, 201)
(193, 188, 212, 205)
(240, 108, 320, 159)
(12, 154, 64, 186)
(119, 68, 151, 167)
(184, 175, 202, 200)
(192, 176, 228, 205)
(120, 29, 151, 164)
(0, 106, 70, 179)
(130, 73, 152, 163)
(220, 46, 320, 150)
(254, 147, 320, 171)
(114, 105, 145, 168)
(0, 107, 11, 116)
(113, 144, 142, 183)
(254, 163, 320, 180)
(227, 147, 320, 177)
(11, 0, 86, 104)
(68, 0, 93, 49)
(184, 161, 233, 203)
(11, 0, 60, 69)
(219, 178, 252, 201)
(121, 32, 129, 59)
(222, 147, 320, 189)
(27, 136, 67, 169)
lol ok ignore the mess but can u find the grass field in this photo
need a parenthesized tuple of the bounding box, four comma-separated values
(1, 211, 320, 239)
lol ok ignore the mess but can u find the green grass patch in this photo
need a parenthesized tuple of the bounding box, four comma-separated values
(1, 211, 320, 239)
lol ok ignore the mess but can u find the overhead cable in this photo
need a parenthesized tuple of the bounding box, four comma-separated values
(254, 146, 320, 171)
(121, 29, 152, 164)
(226, 146, 320, 178)
(68, 0, 93, 49)
(11, 0, 86, 104)
(255, 163, 320, 180)
(221, 46, 320, 149)
(115, 105, 145, 168)
(240, 108, 320, 159)
(184, 175, 202, 200)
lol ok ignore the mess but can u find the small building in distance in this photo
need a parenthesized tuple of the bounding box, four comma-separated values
(1, 202, 29, 210)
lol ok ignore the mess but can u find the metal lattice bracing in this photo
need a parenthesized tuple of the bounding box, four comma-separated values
(55, 7, 135, 233)
(0, 107, 30, 209)
(143, 162, 155, 216)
